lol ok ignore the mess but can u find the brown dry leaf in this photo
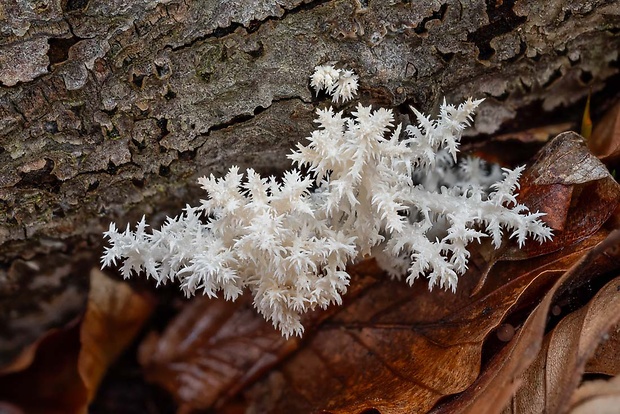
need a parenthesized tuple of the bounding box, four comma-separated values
(139, 294, 277, 413)
(140, 131, 620, 414)
(513, 132, 618, 250)
(474, 132, 619, 293)
(430, 230, 620, 414)
(0, 322, 88, 414)
(0, 326, 68, 376)
(0, 269, 154, 413)
(509, 273, 620, 413)
(461, 123, 572, 167)
(483, 132, 620, 266)
(243, 230, 618, 414)
(79, 268, 155, 402)
(138, 263, 379, 413)
(589, 101, 620, 163)
(568, 375, 620, 414)
(140, 242, 583, 414)
(585, 323, 620, 376)
(494, 123, 574, 144)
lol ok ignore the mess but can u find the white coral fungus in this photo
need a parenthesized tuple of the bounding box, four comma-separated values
(102, 67, 551, 338)
(310, 64, 359, 103)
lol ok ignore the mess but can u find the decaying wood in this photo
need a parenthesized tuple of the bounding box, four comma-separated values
(0, 0, 618, 363)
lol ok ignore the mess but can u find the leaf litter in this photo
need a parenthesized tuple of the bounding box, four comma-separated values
(1, 129, 619, 414)
(128, 132, 620, 413)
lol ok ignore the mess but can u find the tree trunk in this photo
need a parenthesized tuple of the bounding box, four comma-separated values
(0, 0, 618, 363)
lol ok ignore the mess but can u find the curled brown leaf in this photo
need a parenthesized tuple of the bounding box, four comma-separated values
(0, 269, 154, 414)
(244, 236, 604, 414)
(589, 101, 620, 164)
(138, 262, 379, 413)
(475, 132, 620, 295)
(510, 273, 620, 413)
(568, 375, 620, 414)
(431, 230, 620, 414)
(585, 324, 620, 376)
(79, 269, 155, 402)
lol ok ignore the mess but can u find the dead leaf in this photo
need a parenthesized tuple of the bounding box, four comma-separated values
(0, 269, 155, 413)
(138, 263, 379, 413)
(430, 230, 620, 414)
(509, 274, 620, 413)
(589, 101, 620, 163)
(585, 323, 620, 376)
(243, 234, 607, 414)
(79, 268, 155, 402)
(474, 132, 620, 293)
(568, 375, 620, 414)
(482, 132, 620, 265)
(529, 132, 610, 186)
(518, 132, 618, 251)
(139, 294, 277, 413)
(140, 241, 585, 414)
(0, 321, 88, 414)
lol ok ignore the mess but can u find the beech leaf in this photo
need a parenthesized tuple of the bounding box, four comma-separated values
(0, 269, 154, 413)
(244, 238, 602, 414)
(137, 263, 378, 412)
(585, 323, 620, 376)
(430, 230, 620, 414)
(509, 273, 620, 413)
(589, 101, 620, 163)
(79, 269, 155, 401)
(138, 294, 284, 412)
(481, 132, 620, 265)
(474, 132, 620, 293)
(568, 375, 620, 414)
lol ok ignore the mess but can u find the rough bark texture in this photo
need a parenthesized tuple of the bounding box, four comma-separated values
(0, 0, 619, 363)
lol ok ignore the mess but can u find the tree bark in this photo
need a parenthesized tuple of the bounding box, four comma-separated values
(0, 0, 618, 363)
